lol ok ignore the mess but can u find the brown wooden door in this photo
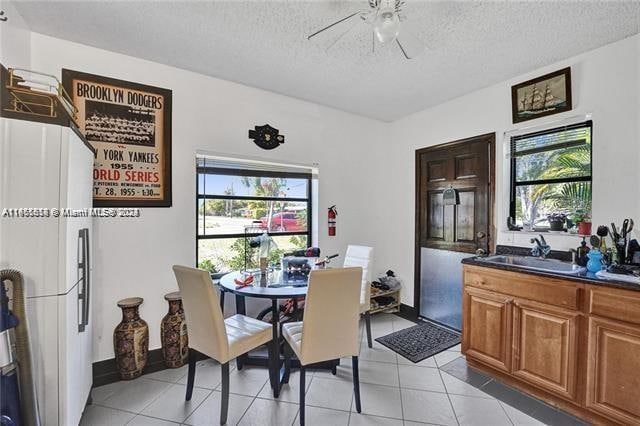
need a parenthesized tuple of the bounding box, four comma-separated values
(512, 300, 579, 402)
(462, 286, 512, 372)
(585, 316, 640, 424)
(416, 133, 495, 255)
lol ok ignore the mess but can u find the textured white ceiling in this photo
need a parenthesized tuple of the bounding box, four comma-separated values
(10, 1, 640, 121)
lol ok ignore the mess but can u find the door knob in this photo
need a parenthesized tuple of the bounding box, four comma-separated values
(476, 248, 486, 256)
(477, 232, 486, 239)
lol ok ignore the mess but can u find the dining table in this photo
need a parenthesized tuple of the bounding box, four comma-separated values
(217, 268, 339, 398)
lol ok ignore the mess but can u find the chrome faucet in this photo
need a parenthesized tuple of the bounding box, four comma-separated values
(530, 235, 551, 259)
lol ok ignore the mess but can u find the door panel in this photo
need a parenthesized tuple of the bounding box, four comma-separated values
(512, 301, 578, 401)
(586, 316, 640, 424)
(416, 133, 495, 328)
(428, 192, 445, 240)
(462, 286, 512, 372)
(416, 133, 494, 254)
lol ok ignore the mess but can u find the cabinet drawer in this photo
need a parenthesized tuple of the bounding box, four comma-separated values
(588, 287, 640, 325)
(464, 265, 579, 310)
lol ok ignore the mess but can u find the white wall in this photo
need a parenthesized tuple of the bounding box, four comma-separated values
(28, 33, 389, 361)
(6, 27, 639, 358)
(0, 0, 30, 68)
(377, 35, 640, 307)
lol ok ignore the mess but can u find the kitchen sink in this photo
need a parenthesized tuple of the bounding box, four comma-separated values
(478, 255, 586, 275)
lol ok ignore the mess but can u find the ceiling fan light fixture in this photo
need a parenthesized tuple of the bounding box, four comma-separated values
(373, 8, 400, 44)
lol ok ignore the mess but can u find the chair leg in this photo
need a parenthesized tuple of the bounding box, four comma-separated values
(220, 362, 230, 425)
(283, 341, 292, 384)
(299, 367, 306, 426)
(185, 350, 197, 401)
(352, 356, 361, 413)
(364, 311, 373, 348)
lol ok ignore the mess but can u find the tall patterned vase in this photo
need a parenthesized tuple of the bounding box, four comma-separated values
(114, 297, 149, 380)
(160, 291, 189, 368)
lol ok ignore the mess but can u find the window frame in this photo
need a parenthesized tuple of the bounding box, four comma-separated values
(195, 166, 313, 265)
(509, 120, 593, 229)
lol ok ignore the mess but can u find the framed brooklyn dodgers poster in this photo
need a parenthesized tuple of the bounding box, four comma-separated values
(62, 69, 172, 207)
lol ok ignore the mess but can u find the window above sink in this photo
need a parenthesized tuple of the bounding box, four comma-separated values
(508, 120, 592, 233)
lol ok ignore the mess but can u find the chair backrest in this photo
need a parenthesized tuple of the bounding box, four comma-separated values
(299, 267, 362, 365)
(343, 245, 374, 308)
(172, 265, 229, 361)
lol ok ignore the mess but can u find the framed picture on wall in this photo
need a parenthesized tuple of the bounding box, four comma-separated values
(511, 67, 572, 124)
(62, 69, 172, 207)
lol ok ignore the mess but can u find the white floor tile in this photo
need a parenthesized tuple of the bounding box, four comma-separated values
(80, 405, 135, 426)
(99, 378, 172, 413)
(356, 383, 403, 419)
(359, 342, 398, 364)
(391, 318, 417, 331)
(177, 359, 231, 390)
(184, 390, 253, 426)
(90, 381, 131, 404)
(295, 405, 350, 426)
(127, 414, 179, 425)
(499, 402, 546, 425)
(305, 377, 354, 411)
(312, 358, 354, 381)
(433, 351, 462, 368)
(258, 370, 311, 403)
(348, 413, 403, 426)
(401, 388, 457, 425)
(237, 398, 299, 426)
(449, 394, 512, 426)
(396, 355, 437, 368)
(215, 366, 269, 397)
(144, 365, 189, 384)
(440, 371, 492, 399)
(140, 384, 209, 423)
(398, 365, 446, 393)
(359, 360, 400, 387)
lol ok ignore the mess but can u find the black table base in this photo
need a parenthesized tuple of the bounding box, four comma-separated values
(221, 290, 339, 397)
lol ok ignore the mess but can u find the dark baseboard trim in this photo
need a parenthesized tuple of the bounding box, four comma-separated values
(395, 303, 419, 323)
(93, 348, 206, 388)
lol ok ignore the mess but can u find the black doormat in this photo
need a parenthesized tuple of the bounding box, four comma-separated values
(375, 321, 461, 364)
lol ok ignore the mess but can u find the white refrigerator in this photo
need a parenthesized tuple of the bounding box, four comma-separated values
(0, 116, 94, 426)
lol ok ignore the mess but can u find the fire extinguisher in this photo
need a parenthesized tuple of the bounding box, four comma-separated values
(328, 205, 337, 236)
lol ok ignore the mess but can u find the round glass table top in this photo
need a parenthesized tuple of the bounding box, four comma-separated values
(218, 269, 310, 299)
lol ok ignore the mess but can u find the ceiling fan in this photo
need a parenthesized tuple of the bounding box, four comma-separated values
(308, 0, 425, 59)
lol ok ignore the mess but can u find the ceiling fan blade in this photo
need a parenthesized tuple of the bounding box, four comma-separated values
(396, 29, 425, 59)
(308, 11, 364, 40)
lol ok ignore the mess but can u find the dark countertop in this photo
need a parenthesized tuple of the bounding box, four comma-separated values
(462, 255, 640, 293)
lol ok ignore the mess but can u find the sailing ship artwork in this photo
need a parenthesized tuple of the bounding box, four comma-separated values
(511, 67, 572, 123)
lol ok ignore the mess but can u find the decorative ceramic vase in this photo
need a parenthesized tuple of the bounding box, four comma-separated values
(114, 297, 148, 380)
(160, 291, 189, 368)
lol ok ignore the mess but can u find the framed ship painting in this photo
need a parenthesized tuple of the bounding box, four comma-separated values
(62, 69, 172, 207)
(511, 67, 572, 123)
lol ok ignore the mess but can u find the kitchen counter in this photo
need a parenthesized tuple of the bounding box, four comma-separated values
(462, 245, 640, 292)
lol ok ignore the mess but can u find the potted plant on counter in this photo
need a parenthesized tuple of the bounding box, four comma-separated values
(547, 213, 567, 232)
(571, 210, 592, 235)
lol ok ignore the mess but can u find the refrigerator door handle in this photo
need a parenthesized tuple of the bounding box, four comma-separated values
(77, 228, 90, 332)
(83, 227, 90, 328)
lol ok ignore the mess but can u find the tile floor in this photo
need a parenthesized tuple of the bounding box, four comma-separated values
(81, 314, 585, 426)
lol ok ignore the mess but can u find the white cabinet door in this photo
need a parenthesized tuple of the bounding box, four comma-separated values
(26, 295, 60, 425)
(0, 118, 62, 298)
(59, 128, 94, 294)
(59, 284, 93, 426)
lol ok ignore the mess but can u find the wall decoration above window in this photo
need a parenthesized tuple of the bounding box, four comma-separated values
(511, 67, 572, 124)
(249, 124, 284, 150)
(62, 69, 172, 207)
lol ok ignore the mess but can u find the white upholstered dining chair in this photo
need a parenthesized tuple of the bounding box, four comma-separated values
(343, 245, 374, 348)
(281, 267, 363, 426)
(172, 265, 272, 425)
